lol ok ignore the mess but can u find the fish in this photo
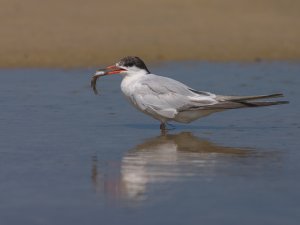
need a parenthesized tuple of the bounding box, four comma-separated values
(91, 70, 105, 95)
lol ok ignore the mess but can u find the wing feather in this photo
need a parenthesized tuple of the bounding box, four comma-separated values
(130, 75, 217, 119)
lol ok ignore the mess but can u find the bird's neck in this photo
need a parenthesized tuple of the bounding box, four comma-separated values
(121, 70, 148, 92)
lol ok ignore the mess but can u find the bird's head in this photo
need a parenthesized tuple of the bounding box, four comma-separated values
(91, 56, 150, 94)
(94, 56, 150, 77)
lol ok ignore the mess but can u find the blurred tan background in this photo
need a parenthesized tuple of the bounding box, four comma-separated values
(1, 0, 300, 67)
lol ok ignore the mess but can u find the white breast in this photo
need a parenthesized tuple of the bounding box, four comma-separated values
(121, 75, 140, 98)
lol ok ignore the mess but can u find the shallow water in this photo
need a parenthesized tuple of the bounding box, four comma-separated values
(0, 62, 299, 225)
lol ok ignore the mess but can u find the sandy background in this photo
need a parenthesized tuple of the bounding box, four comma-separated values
(1, 0, 300, 67)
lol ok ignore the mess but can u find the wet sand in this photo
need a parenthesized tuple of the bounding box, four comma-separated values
(1, 0, 300, 67)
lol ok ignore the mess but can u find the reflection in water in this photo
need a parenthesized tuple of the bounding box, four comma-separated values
(92, 132, 278, 202)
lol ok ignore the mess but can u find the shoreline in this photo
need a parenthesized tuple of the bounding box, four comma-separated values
(1, 59, 299, 70)
(2, 48, 299, 69)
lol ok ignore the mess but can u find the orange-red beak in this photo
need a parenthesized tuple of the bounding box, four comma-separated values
(105, 65, 127, 75)
(94, 65, 126, 76)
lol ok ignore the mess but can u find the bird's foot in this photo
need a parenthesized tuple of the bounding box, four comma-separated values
(160, 122, 166, 130)
(160, 122, 176, 135)
(160, 123, 166, 135)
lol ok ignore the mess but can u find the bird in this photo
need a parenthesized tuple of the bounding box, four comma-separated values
(91, 56, 288, 131)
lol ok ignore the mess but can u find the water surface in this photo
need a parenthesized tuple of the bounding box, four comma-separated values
(0, 62, 299, 225)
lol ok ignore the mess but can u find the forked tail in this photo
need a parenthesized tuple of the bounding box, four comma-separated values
(217, 93, 284, 102)
(204, 93, 289, 110)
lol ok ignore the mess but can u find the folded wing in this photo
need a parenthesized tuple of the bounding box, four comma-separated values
(131, 75, 218, 119)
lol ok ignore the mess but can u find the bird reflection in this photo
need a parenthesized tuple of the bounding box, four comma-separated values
(91, 132, 275, 202)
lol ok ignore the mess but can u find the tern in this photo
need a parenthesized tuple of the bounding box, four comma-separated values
(91, 56, 288, 131)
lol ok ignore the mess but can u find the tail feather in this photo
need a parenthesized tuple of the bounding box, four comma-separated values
(238, 100, 289, 107)
(200, 100, 289, 110)
(217, 93, 284, 102)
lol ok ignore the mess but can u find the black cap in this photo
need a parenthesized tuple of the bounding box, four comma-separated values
(118, 56, 150, 73)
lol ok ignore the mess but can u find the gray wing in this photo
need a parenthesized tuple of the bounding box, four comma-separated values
(131, 75, 218, 119)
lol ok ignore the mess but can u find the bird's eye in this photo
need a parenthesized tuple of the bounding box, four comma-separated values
(125, 62, 134, 67)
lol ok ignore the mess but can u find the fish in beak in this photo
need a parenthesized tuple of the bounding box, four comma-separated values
(91, 65, 126, 95)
